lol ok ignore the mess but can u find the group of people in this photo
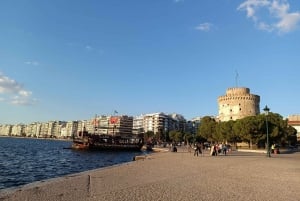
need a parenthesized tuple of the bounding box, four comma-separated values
(174, 142, 230, 156)
(210, 143, 228, 156)
(191, 142, 229, 156)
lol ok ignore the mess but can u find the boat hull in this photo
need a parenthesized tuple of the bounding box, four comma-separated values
(88, 143, 143, 151)
(72, 133, 144, 151)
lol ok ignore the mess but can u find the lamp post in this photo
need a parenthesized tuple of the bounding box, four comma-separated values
(263, 105, 271, 157)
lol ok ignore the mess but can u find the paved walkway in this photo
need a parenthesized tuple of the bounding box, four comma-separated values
(1, 149, 299, 201)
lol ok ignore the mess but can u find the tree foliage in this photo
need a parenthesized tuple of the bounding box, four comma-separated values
(144, 131, 154, 142)
(197, 113, 297, 147)
(168, 130, 183, 143)
(183, 132, 193, 144)
(198, 116, 217, 141)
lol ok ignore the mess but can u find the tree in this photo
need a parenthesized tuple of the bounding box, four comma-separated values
(219, 120, 238, 143)
(169, 130, 183, 143)
(235, 112, 297, 148)
(198, 116, 217, 142)
(183, 132, 193, 144)
(260, 112, 296, 146)
(265, 113, 285, 143)
(285, 125, 297, 146)
(196, 112, 296, 149)
(144, 131, 154, 143)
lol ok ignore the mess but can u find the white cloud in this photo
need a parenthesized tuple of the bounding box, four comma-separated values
(238, 0, 271, 19)
(85, 45, 93, 51)
(68, 42, 103, 54)
(238, 0, 300, 34)
(24, 60, 39, 66)
(258, 21, 274, 31)
(195, 23, 214, 32)
(0, 72, 37, 106)
(174, 0, 184, 3)
(10, 95, 38, 106)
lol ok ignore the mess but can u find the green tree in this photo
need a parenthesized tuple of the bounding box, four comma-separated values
(234, 116, 263, 149)
(198, 116, 217, 142)
(219, 120, 238, 143)
(169, 130, 183, 143)
(267, 113, 297, 146)
(260, 112, 293, 146)
(144, 131, 154, 142)
(183, 132, 193, 144)
(285, 125, 297, 146)
(196, 112, 296, 149)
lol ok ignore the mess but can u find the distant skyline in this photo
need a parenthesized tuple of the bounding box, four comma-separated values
(1, 0, 300, 124)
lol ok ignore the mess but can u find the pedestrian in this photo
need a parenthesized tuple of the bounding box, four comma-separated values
(213, 144, 218, 156)
(198, 142, 203, 156)
(222, 143, 227, 155)
(271, 144, 275, 154)
(194, 142, 200, 156)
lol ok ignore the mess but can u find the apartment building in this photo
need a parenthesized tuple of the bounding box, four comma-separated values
(82, 115, 134, 136)
(24, 122, 42, 137)
(11, 124, 25, 136)
(132, 115, 144, 134)
(143, 112, 169, 134)
(133, 112, 187, 137)
(61, 121, 78, 138)
(169, 113, 186, 132)
(0, 124, 12, 136)
(187, 117, 202, 135)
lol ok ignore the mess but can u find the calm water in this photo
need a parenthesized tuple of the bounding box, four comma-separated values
(0, 137, 145, 190)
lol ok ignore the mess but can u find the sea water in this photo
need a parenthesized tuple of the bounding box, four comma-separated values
(0, 137, 144, 190)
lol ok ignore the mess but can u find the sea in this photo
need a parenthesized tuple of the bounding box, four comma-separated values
(0, 137, 146, 190)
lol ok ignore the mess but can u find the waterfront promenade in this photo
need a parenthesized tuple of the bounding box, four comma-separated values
(1, 148, 299, 201)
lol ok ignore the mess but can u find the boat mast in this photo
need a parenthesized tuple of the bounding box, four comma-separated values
(112, 110, 118, 136)
(93, 114, 97, 135)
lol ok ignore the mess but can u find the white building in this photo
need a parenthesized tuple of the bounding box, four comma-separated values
(218, 87, 260, 121)
(288, 114, 300, 141)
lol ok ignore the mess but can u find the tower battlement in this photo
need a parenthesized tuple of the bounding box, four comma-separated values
(218, 87, 260, 122)
(225, 87, 250, 96)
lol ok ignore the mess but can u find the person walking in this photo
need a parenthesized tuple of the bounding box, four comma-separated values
(212, 144, 218, 156)
(198, 142, 203, 156)
(271, 144, 275, 154)
(222, 143, 227, 155)
(194, 142, 200, 156)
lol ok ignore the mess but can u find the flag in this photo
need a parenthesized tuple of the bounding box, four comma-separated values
(114, 110, 118, 114)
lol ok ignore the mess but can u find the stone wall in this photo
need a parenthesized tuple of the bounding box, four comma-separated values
(218, 87, 260, 121)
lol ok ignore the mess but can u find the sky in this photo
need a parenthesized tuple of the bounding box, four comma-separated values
(0, 0, 300, 124)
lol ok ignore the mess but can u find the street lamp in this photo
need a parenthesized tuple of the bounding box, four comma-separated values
(263, 105, 271, 157)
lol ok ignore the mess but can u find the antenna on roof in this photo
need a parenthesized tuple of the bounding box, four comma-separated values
(235, 70, 239, 87)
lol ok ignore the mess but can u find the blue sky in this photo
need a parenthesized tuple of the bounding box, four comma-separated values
(0, 0, 300, 124)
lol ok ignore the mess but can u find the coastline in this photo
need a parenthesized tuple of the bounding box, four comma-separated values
(0, 135, 73, 142)
(1, 148, 299, 201)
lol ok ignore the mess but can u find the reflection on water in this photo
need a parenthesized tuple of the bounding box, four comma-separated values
(0, 137, 144, 190)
